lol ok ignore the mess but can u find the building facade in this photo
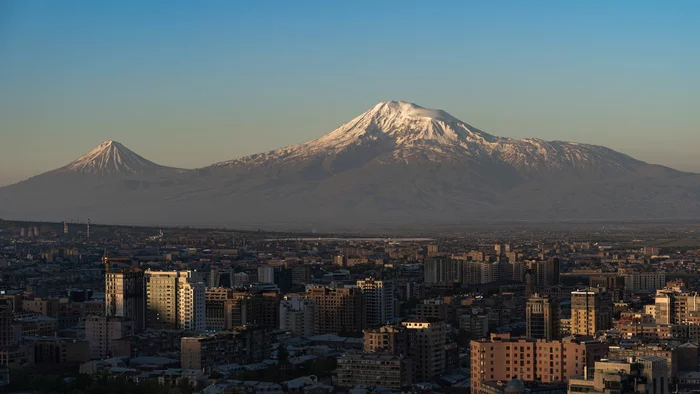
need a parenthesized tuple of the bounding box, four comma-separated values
(105, 270, 146, 332)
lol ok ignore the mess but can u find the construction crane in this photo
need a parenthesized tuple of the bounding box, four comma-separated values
(102, 251, 136, 273)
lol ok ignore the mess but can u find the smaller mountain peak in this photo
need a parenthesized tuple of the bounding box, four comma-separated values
(61, 140, 161, 175)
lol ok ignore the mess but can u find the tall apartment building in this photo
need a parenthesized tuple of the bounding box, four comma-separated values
(279, 295, 316, 338)
(306, 286, 365, 335)
(364, 324, 410, 355)
(356, 278, 395, 327)
(257, 266, 292, 292)
(177, 275, 206, 331)
(402, 319, 446, 382)
(205, 287, 233, 330)
(424, 258, 461, 284)
(223, 289, 281, 329)
(85, 316, 134, 359)
(291, 264, 312, 285)
(570, 289, 613, 336)
(655, 289, 700, 325)
(145, 270, 205, 330)
(105, 270, 146, 331)
(0, 299, 13, 347)
(527, 258, 560, 288)
(459, 313, 490, 340)
(470, 333, 609, 392)
(526, 294, 560, 340)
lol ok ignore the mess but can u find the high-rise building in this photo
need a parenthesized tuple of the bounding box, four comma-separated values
(356, 278, 395, 327)
(306, 286, 365, 335)
(222, 288, 280, 329)
(570, 288, 613, 336)
(85, 316, 134, 359)
(0, 299, 13, 347)
(257, 266, 276, 284)
(402, 319, 446, 382)
(105, 270, 146, 331)
(145, 270, 205, 330)
(205, 288, 233, 330)
(424, 258, 461, 284)
(526, 294, 560, 340)
(291, 264, 312, 285)
(177, 275, 206, 331)
(256, 266, 292, 292)
(279, 295, 316, 338)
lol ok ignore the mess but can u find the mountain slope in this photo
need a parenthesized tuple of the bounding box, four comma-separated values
(0, 102, 698, 230)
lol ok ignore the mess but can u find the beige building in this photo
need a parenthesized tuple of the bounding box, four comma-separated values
(145, 270, 205, 330)
(85, 316, 134, 359)
(402, 319, 446, 382)
(105, 270, 146, 331)
(364, 324, 409, 355)
(655, 289, 700, 325)
(470, 333, 609, 392)
(570, 289, 612, 336)
(306, 286, 365, 335)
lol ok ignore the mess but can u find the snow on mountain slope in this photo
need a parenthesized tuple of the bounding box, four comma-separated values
(212, 101, 645, 177)
(57, 140, 183, 175)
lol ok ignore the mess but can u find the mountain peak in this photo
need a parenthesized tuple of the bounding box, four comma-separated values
(60, 140, 162, 175)
(371, 101, 460, 123)
(305, 101, 497, 152)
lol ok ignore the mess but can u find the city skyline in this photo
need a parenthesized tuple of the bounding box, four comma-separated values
(1, 1, 699, 186)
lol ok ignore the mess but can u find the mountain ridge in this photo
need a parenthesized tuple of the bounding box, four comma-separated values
(0, 101, 697, 230)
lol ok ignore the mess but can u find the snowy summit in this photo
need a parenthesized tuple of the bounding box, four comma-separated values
(60, 140, 168, 175)
(215, 100, 641, 174)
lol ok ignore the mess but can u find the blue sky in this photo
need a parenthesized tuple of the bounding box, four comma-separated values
(1, 0, 698, 185)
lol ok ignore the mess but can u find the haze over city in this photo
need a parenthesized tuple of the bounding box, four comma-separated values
(1, 0, 699, 187)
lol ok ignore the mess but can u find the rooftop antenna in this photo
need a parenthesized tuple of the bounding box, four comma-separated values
(87, 219, 91, 240)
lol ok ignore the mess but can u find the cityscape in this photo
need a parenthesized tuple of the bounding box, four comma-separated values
(1, 220, 700, 393)
(2, 1, 699, 394)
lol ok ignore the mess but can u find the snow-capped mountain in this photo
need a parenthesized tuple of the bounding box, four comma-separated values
(214, 101, 644, 179)
(0, 101, 698, 230)
(57, 140, 184, 175)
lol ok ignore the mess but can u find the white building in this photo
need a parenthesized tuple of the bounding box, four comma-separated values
(279, 295, 316, 338)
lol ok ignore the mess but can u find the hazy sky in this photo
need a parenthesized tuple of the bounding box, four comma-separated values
(1, 1, 698, 186)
